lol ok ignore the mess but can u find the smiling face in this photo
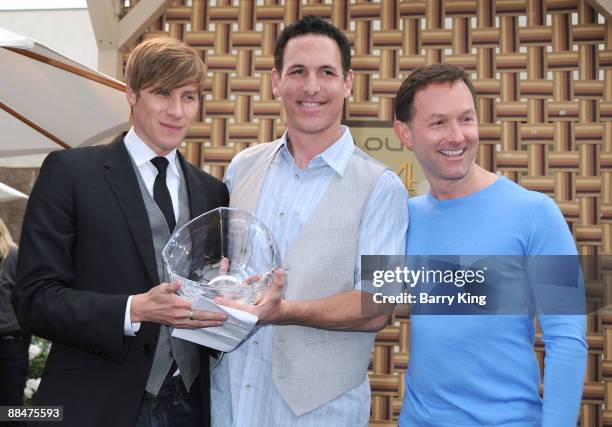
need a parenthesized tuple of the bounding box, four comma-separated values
(127, 84, 199, 156)
(272, 34, 353, 144)
(394, 80, 480, 195)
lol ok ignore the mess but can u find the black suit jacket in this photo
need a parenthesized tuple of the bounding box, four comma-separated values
(13, 135, 229, 427)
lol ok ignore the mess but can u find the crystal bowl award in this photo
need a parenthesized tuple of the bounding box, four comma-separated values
(162, 207, 279, 305)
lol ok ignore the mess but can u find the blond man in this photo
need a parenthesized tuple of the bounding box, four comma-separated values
(14, 38, 228, 427)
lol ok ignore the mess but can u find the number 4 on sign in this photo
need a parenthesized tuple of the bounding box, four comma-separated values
(397, 161, 417, 195)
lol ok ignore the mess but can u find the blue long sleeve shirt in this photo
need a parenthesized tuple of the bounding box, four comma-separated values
(400, 177, 587, 427)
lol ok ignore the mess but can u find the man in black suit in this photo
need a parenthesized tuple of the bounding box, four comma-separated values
(13, 37, 228, 427)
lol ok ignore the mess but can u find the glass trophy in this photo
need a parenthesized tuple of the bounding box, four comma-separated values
(162, 207, 280, 305)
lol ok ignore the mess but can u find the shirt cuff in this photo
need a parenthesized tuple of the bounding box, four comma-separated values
(124, 295, 141, 336)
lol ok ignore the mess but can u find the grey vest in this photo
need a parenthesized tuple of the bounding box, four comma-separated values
(230, 138, 385, 415)
(130, 159, 200, 395)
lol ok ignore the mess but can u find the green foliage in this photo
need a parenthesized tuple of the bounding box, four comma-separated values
(24, 336, 50, 403)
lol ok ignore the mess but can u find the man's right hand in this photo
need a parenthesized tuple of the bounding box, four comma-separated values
(131, 281, 227, 328)
(215, 269, 286, 325)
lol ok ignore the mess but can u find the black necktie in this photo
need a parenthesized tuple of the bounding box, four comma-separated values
(150, 156, 176, 232)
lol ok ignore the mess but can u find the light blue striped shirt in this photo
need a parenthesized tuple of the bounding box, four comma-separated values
(211, 126, 408, 427)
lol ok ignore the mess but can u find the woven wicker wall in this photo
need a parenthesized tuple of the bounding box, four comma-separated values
(121, 1, 612, 425)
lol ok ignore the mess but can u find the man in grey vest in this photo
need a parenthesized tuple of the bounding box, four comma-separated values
(211, 16, 409, 426)
(14, 38, 228, 427)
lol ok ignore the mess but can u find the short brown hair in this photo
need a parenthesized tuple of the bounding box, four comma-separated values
(274, 15, 351, 78)
(394, 64, 477, 123)
(125, 37, 206, 96)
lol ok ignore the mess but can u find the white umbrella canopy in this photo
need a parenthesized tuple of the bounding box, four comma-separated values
(0, 27, 130, 157)
(0, 181, 28, 202)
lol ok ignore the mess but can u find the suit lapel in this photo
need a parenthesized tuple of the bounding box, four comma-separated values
(103, 136, 159, 285)
(178, 152, 207, 219)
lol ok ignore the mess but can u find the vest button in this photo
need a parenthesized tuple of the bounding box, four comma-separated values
(142, 344, 152, 354)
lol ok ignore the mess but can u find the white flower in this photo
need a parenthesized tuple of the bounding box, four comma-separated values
(23, 378, 40, 399)
(28, 344, 42, 360)
(26, 378, 41, 391)
(23, 387, 33, 399)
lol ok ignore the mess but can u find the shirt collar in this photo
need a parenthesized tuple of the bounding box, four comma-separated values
(123, 127, 180, 176)
(277, 125, 354, 176)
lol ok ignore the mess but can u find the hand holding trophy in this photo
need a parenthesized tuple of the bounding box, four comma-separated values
(162, 207, 280, 351)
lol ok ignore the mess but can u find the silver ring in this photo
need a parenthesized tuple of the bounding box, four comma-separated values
(188, 310, 194, 321)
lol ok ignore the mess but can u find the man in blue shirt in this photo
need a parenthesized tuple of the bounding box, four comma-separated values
(211, 16, 408, 427)
(393, 64, 587, 427)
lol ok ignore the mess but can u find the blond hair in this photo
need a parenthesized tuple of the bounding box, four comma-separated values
(125, 37, 206, 96)
(0, 218, 15, 260)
